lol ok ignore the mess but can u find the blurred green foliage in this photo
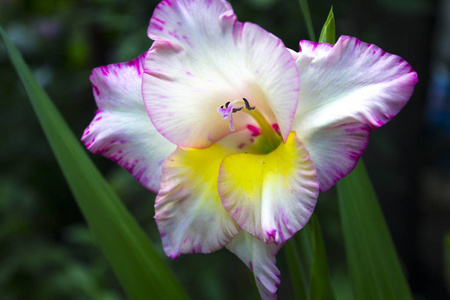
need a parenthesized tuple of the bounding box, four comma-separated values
(0, 178, 121, 299)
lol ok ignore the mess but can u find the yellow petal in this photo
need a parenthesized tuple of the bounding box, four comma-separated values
(218, 132, 319, 244)
(155, 144, 239, 258)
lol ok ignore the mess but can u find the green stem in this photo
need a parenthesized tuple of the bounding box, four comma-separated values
(299, 0, 316, 41)
(284, 239, 308, 300)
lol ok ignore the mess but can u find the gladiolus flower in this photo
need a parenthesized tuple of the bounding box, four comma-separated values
(82, 0, 417, 298)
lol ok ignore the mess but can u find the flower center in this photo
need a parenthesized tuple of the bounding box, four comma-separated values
(217, 98, 282, 153)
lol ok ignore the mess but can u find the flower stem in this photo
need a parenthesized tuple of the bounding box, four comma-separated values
(299, 0, 316, 41)
(284, 238, 308, 300)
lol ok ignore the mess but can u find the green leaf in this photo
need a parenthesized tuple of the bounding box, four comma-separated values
(336, 160, 412, 300)
(318, 7, 335, 44)
(298, 0, 316, 41)
(285, 229, 309, 300)
(445, 232, 450, 293)
(309, 214, 335, 300)
(0, 26, 189, 300)
(285, 214, 335, 300)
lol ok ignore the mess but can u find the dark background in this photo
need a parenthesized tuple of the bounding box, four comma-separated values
(0, 0, 448, 299)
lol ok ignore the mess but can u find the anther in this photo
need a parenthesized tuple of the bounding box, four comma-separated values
(242, 98, 255, 110)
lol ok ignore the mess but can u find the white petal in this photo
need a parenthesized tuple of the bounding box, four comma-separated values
(292, 36, 417, 191)
(303, 123, 370, 192)
(227, 231, 282, 300)
(142, 0, 299, 148)
(155, 144, 240, 258)
(82, 54, 176, 192)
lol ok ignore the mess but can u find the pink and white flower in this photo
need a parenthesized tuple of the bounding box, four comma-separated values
(82, 0, 417, 298)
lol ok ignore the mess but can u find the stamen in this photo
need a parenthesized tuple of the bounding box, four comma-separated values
(217, 98, 254, 132)
(217, 98, 282, 153)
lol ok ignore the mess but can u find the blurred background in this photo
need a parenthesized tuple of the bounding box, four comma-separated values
(0, 0, 448, 299)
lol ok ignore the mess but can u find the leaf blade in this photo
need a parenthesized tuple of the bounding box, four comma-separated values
(309, 214, 335, 300)
(284, 238, 308, 300)
(444, 232, 450, 292)
(0, 26, 189, 300)
(337, 160, 412, 300)
(298, 0, 316, 41)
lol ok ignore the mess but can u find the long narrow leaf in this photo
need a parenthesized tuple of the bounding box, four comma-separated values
(309, 214, 335, 300)
(285, 214, 335, 300)
(445, 232, 450, 292)
(285, 218, 313, 299)
(284, 239, 308, 300)
(336, 160, 412, 300)
(298, 0, 316, 41)
(0, 26, 189, 300)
